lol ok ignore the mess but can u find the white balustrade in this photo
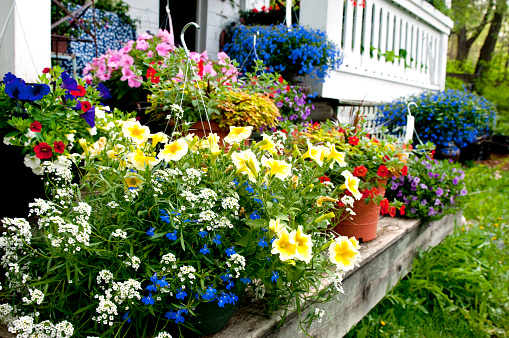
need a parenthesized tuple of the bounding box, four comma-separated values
(300, 0, 454, 104)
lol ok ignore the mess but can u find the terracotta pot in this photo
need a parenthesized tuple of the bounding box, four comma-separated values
(332, 179, 388, 243)
(188, 120, 229, 139)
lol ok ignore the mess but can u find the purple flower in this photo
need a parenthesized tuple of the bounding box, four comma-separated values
(276, 101, 283, 108)
(452, 177, 459, 185)
(450, 196, 455, 204)
(434, 173, 440, 179)
(421, 199, 427, 206)
(396, 190, 403, 198)
(434, 198, 441, 206)
(425, 163, 432, 170)
(460, 188, 468, 196)
(435, 187, 444, 197)
(18, 84, 50, 101)
(390, 182, 399, 190)
(420, 183, 428, 190)
(428, 207, 437, 216)
(403, 196, 410, 204)
(4, 78, 26, 99)
(411, 181, 418, 189)
(428, 172, 434, 178)
(411, 196, 418, 201)
(413, 177, 421, 184)
(410, 208, 417, 213)
(97, 82, 112, 99)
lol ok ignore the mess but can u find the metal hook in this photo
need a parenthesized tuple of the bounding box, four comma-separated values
(180, 22, 200, 58)
(407, 102, 417, 117)
(405, 102, 418, 144)
(253, 31, 261, 62)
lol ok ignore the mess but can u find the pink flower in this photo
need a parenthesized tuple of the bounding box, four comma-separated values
(172, 68, 184, 83)
(82, 64, 93, 75)
(201, 63, 217, 77)
(147, 50, 154, 58)
(120, 67, 135, 81)
(84, 76, 92, 84)
(157, 29, 174, 45)
(189, 52, 201, 62)
(119, 54, 134, 68)
(136, 40, 149, 51)
(138, 33, 153, 40)
(156, 42, 172, 57)
(127, 75, 143, 88)
(119, 41, 134, 54)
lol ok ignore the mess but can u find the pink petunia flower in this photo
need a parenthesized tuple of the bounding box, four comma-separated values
(156, 42, 172, 57)
(138, 33, 153, 40)
(136, 40, 149, 51)
(120, 67, 136, 81)
(127, 75, 143, 88)
(157, 29, 174, 45)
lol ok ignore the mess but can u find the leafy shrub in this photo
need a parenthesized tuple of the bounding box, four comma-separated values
(377, 90, 497, 148)
(224, 24, 343, 82)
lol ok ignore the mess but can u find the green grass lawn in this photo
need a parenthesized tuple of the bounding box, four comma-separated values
(345, 162, 509, 338)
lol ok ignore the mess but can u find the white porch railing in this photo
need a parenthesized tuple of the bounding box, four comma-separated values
(299, 0, 454, 104)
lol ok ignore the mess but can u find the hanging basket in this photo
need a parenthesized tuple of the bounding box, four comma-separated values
(331, 179, 388, 242)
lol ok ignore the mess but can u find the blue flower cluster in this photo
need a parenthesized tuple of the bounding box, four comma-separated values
(377, 89, 496, 148)
(224, 24, 343, 82)
(4, 73, 50, 101)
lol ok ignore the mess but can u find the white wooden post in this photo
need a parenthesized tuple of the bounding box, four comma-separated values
(0, 0, 51, 82)
(286, 0, 291, 28)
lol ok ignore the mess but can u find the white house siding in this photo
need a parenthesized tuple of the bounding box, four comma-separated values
(203, 0, 242, 58)
(124, 0, 160, 35)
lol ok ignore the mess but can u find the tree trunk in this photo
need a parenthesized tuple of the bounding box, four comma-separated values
(474, 0, 508, 77)
(456, 27, 469, 61)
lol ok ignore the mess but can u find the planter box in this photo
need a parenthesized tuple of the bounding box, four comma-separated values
(207, 212, 463, 338)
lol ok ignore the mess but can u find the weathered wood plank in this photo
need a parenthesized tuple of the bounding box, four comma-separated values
(207, 212, 463, 338)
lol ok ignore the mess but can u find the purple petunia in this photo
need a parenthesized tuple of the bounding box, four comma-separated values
(435, 187, 444, 197)
(420, 183, 428, 190)
(452, 177, 459, 185)
(460, 188, 468, 196)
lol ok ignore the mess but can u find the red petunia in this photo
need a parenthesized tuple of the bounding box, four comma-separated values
(401, 165, 408, 176)
(81, 101, 92, 112)
(53, 141, 66, 154)
(278, 75, 284, 84)
(337, 200, 345, 208)
(70, 85, 86, 97)
(389, 206, 396, 217)
(361, 189, 370, 199)
(399, 205, 406, 216)
(30, 121, 42, 133)
(430, 149, 435, 159)
(348, 136, 359, 146)
(353, 165, 368, 177)
(377, 164, 389, 177)
(369, 187, 380, 198)
(42, 67, 51, 74)
(280, 129, 288, 134)
(252, 8, 259, 13)
(318, 176, 330, 184)
(379, 198, 389, 215)
(146, 67, 156, 78)
(34, 142, 53, 159)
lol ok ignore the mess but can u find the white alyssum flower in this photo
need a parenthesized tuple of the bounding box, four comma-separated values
(22, 288, 45, 305)
(111, 229, 127, 239)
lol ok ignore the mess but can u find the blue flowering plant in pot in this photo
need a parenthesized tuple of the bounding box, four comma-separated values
(224, 24, 343, 83)
(377, 89, 497, 157)
(0, 115, 367, 336)
(385, 149, 469, 221)
(0, 66, 124, 175)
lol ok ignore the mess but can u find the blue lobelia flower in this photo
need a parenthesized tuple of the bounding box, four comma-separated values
(200, 245, 210, 255)
(254, 198, 263, 205)
(146, 284, 158, 292)
(166, 230, 178, 241)
(226, 280, 235, 290)
(141, 293, 155, 305)
(156, 276, 168, 288)
(146, 227, 155, 237)
(243, 182, 254, 194)
(18, 84, 50, 101)
(174, 309, 188, 324)
(225, 246, 236, 257)
(202, 286, 217, 301)
(271, 271, 279, 282)
(240, 277, 251, 284)
(176, 288, 187, 300)
(198, 230, 208, 238)
(258, 237, 268, 248)
(122, 312, 131, 323)
(213, 234, 222, 245)
(229, 292, 238, 304)
(150, 273, 158, 283)
(250, 210, 261, 220)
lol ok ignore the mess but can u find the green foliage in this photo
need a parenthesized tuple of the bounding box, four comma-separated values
(346, 164, 509, 337)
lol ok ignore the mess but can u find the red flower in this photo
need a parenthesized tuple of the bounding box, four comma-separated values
(348, 136, 359, 146)
(353, 165, 368, 177)
(401, 165, 408, 176)
(286, 85, 290, 92)
(399, 205, 406, 216)
(377, 164, 389, 177)
(198, 60, 205, 77)
(337, 200, 345, 208)
(42, 67, 51, 74)
(70, 85, 86, 97)
(252, 8, 259, 13)
(389, 206, 396, 217)
(53, 141, 66, 154)
(383, 155, 391, 162)
(81, 101, 92, 112)
(278, 75, 284, 84)
(30, 121, 42, 133)
(361, 189, 370, 198)
(318, 176, 330, 184)
(369, 187, 380, 198)
(34, 142, 53, 159)
(379, 198, 389, 215)
(430, 149, 435, 159)
(281, 129, 288, 134)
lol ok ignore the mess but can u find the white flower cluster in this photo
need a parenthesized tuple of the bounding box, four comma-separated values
(107, 201, 119, 208)
(182, 168, 202, 187)
(314, 308, 325, 323)
(160, 253, 177, 272)
(254, 284, 266, 300)
(155, 332, 173, 338)
(0, 218, 32, 290)
(221, 196, 240, 212)
(330, 271, 345, 294)
(0, 303, 14, 324)
(22, 288, 44, 305)
(123, 188, 139, 202)
(198, 210, 217, 222)
(124, 254, 141, 270)
(177, 265, 196, 286)
(341, 195, 354, 208)
(226, 253, 246, 278)
(28, 199, 59, 218)
(169, 103, 184, 119)
(109, 279, 142, 305)
(8, 316, 74, 338)
(41, 158, 73, 184)
(263, 132, 286, 154)
(96, 270, 114, 285)
(93, 296, 117, 326)
(111, 229, 127, 239)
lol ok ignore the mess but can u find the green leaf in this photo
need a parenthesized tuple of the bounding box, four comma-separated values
(74, 303, 95, 315)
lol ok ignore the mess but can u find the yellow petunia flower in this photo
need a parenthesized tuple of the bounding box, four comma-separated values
(326, 144, 347, 168)
(269, 219, 284, 234)
(158, 138, 188, 162)
(261, 157, 292, 180)
(127, 149, 160, 170)
(328, 236, 360, 271)
(316, 196, 338, 207)
(259, 134, 277, 155)
(294, 225, 313, 264)
(271, 228, 297, 261)
(122, 121, 151, 144)
(301, 141, 323, 166)
(231, 150, 260, 182)
(124, 175, 143, 190)
(341, 170, 362, 200)
(151, 132, 168, 147)
(224, 126, 253, 144)
(107, 144, 125, 159)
